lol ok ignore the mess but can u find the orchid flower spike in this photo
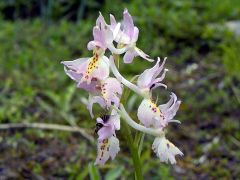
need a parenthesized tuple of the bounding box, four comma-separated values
(95, 110, 120, 165)
(137, 57, 168, 92)
(61, 9, 184, 166)
(137, 93, 181, 128)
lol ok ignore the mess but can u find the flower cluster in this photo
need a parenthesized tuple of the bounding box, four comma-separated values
(61, 9, 183, 165)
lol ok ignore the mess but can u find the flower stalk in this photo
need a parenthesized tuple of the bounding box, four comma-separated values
(122, 120, 144, 180)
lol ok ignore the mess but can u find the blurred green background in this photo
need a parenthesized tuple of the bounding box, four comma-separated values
(0, 0, 240, 179)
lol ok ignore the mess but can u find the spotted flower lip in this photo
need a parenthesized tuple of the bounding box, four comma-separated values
(95, 135, 120, 165)
(87, 77, 123, 117)
(101, 77, 123, 107)
(61, 53, 110, 85)
(137, 57, 168, 91)
(152, 136, 183, 164)
(137, 93, 181, 128)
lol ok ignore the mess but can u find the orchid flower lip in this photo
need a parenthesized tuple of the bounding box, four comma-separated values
(152, 136, 183, 164)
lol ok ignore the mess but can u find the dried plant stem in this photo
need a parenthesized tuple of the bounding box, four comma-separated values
(0, 123, 94, 143)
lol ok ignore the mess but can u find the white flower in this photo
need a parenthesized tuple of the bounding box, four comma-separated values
(152, 136, 183, 164)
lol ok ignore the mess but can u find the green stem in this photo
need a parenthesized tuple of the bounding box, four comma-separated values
(112, 53, 143, 179)
(122, 121, 144, 180)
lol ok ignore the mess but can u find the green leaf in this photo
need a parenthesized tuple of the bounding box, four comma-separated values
(88, 163, 101, 180)
(75, 165, 89, 180)
(62, 84, 76, 111)
(105, 166, 124, 180)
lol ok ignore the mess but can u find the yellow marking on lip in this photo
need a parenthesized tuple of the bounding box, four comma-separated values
(101, 83, 109, 104)
(83, 53, 100, 80)
(149, 99, 164, 119)
(149, 100, 160, 113)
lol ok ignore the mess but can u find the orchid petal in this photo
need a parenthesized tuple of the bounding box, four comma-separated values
(137, 59, 160, 88)
(98, 126, 115, 141)
(153, 57, 167, 79)
(63, 67, 82, 82)
(110, 109, 120, 130)
(134, 47, 153, 62)
(152, 69, 168, 83)
(123, 9, 135, 39)
(77, 80, 99, 93)
(87, 95, 106, 118)
(61, 58, 89, 81)
(90, 26, 105, 50)
(158, 93, 181, 124)
(96, 110, 120, 141)
(151, 82, 167, 90)
(123, 49, 137, 63)
(132, 27, 139, 43)
(61, 58, 89, 72)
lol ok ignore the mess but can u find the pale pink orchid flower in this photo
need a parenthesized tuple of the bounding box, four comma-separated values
(137, 93, 181, 128)
(60, 58, 123, 118)
(87, 77, 123, 118)
(96, 110, 120, 141)
(88, 13, 125, 54)
(87, 13, 115, 51)
(116, 9, 153, 63)
(95, 110, 120, 165)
